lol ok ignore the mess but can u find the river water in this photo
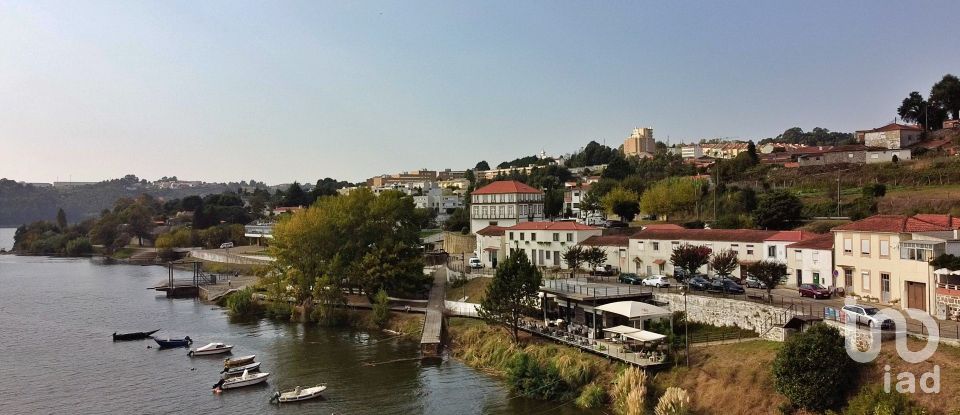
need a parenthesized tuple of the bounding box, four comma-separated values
(0, 229, 590, 415)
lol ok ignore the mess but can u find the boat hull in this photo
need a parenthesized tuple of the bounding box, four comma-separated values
(155, 337, 192, 349)
(223, 355, 255, 368)
(113, 329, 160, 341)
(219, 373, 269, 390)
(222, 362, 261, 378)
(276, 385, 327, 403)
(190, 343, 233, 356)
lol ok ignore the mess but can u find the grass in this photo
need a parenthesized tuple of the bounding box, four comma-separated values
(419, 228, 442, 238)
(446, 277, 492, 302)
(110, 247, 136, 259)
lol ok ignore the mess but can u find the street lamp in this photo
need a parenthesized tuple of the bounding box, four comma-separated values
(680, 285, 690, 366)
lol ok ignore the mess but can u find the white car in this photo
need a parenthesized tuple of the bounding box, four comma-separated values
(841, 305, 895, 330)
(641, 275, 671, 288)
(467, 257, 484, 269)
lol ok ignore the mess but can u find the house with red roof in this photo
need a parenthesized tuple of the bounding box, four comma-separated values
(504, 222, 602, 268)
(627, 228, 778, 277)
(857, 122, 923, 149)
(580, 234, 631, 271)
(831, 214, 960, 316)
(469, 180, 544, 234)
(786, 234, 835, 287)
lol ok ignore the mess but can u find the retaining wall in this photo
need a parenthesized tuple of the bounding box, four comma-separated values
(653, 293, 792, 341)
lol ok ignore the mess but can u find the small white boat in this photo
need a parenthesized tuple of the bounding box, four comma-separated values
(221, 361, 261, 378)
(271, 384, 327, 403)
(224, 354, 255, 367)
(188, 342, 233, 356)
(213, 369, 269, 390)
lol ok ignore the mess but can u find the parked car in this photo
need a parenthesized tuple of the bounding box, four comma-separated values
(744, 276, 767, 289)
(709, 279, 745, 294)
(841, 305, 895, 330)
(798, 283, 831, 299)
(618, 273, 643, 285)
(606, 220, 628, 228)
(641, 275, 671, 288)
(468, 257, 483, 269)
(593, 265, 616, 276)
(219, 242, 234, 249)
(686, 276, 711, 291)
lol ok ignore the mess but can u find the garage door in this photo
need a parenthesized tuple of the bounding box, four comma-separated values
(907, 282, 927, 312)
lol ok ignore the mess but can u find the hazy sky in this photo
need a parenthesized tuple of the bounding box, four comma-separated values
(2, 1, 958, 184)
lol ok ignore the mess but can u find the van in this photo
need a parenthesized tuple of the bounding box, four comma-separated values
(219, 242, 234, 249)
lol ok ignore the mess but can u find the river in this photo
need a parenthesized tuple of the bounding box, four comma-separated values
(0, 229, 590, 415)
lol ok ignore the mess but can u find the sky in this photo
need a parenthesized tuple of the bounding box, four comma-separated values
(1, 1, 959, 185)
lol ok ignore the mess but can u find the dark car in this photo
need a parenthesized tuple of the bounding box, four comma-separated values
(744, 276, 767, 289)
(606, 220, 628, 228)
(686, 276, 711, 291)
(709, 279, 746, 294)
(799, 283, 832, 299)
(618, 273, 643, 285)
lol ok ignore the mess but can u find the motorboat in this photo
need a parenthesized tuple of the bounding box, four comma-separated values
(223, 355, 255, 368)
(154, 336, 192, 349)
(270, 384, 327, 403)
(212, 370, 269, 390)
(221, 361, 261, 378)
(112, 329, 159, 341)
(188, 342, 233, 356)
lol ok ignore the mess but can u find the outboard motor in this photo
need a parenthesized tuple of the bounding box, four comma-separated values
(212, 379, 225, 389)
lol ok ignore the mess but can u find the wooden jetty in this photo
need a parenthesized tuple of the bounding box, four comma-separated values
(152, 260, 203, 298)
(420, 267, 447, 359)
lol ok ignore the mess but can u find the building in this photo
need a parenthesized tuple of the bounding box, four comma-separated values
(412, 187, 464, 224)
(623, 127, 656, 158)
(244, 220, 275, 245)
(759, 142, 807, 154)
(680, 144, 703, 159)
(763, 230, 816, 267)
(627, 228, 777, 277)
(504, 222, 602, 268)
(469, 180, 545, 234)
(580, 235, 630, 271)
(857, 123, 923, 149)
(475, 225, 507, 268)
(563, 184, 591, 219)
(831, 214, 960, 315)
(786, 234, 835, 288)
(52, 181, 97, 188)
(794, 145, 910, 167)
(700, 142, 750, 159)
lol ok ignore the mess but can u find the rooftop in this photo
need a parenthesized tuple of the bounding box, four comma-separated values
(863, 122, 923, 133)
(580, 235, 630, 247)
(787, 233, 834, 250)
(630, 228, 778, 243)
(472, 180, 543, 195)
(831, 214, 954, 233)
(476, 225, 506, 236)
(767, 230, 818, 242)
(507, 221, 599, 231)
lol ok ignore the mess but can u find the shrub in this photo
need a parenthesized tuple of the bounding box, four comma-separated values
(372, 288, 391, 328)
(575, 382, 607, 409)
(843, 386, 927, 415)
(612, 367, 647, 415)
(654, 387, 691, 415)
(157, 248, 179, 262)
(506, 352, 568, 400)
(772, 324, 858, 412)
(64, 237, 93, 256)
(225, 287, 261, 317)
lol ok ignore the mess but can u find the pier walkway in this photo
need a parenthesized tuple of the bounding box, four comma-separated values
(420, 266, 446, 358)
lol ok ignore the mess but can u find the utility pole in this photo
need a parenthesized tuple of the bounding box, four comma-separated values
(836, 172, 841, 217)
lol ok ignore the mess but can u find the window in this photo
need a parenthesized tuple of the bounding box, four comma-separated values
(545, 250, 551, 260)
(795, 250, 802, 264)
(509, 232, 514, 240)
(652, 242, 660, 251)
(861, 271, 871, 291)
(812, 250, 819, 262)
(520, 205, 527, 216)
(531, 233, 537, 241)
(861, 239, 870, 255)
(637, 241, 644, 251)
(566, 233, 573, 242)
(553, 233, 559, 242)
(879, 240, 890, 257)
(843, 238, 853, 254)
(768, 246, 777, 258)
(520, 232, 525, 241)
(746, 245, 754, 255)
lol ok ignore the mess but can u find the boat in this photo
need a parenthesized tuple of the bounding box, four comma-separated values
(212, 370, 269, 390)
(223, 355, 255, 368)
(188, 342, 233, 356)
(112, 329, 160, 341)
(270, 384, 327, 403)
(154, 336, 192, 349)
(221, 362, 261, 378)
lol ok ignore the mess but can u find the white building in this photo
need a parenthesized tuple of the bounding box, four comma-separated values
(763, 231, 816, 265)
(504, 222, 602, 268)
(680, 144, 703, 159)
(859, 123, 923, 149)
(628, 228, 777, 277)
(786, 234, 835, 288)
(413, 187, 464, 224)
(563, 184, 591, 219)
(475, 226, 506, 268)
(579, 235, 630, 271)
(469, 181, 545, 234)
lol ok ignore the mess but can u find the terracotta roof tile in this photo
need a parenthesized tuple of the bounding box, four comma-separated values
(507, 221, 599, 231)
(868, 123, 923, 132)
(580, 235, 629, 247)
(630, 228, 777, 243)
(641, 223, 686, 230)
(831, 214, 953, 233)
(472, 180, 543, 195)
(766, 230, 817, 242)
(787, 234, 834, 250)
(476, 225, 506, 236)
(911, 214, 960, 229)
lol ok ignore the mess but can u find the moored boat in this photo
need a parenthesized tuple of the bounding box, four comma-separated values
(154, 336, 192, 349)
(221, 361, 261, 378)
(112, 329, 160, 341)
(270, 384, 327, 403)
(223, 355, 255, 368)
(212, 370, 269, 390)
(189, 342, 233, 356)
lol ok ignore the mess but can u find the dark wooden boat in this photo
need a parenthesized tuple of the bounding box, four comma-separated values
(112, 329, 160, 341)
(154, 336, 193, 349)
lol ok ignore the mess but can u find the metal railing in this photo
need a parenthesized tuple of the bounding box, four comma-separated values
(540, 279, 650, 298)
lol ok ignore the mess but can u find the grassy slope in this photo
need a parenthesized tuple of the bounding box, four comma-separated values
(446, 277, 491, 301)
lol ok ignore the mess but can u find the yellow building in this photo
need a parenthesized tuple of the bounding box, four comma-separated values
(623, 127, 655, 158)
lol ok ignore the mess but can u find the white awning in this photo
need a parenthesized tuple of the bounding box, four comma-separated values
(595, 301, 672, 319)
(621, 330, 667, 342)
(935, 268, 951, 275)
(601, 325, 641, 335)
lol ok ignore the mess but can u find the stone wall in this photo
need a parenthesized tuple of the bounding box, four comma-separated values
(653, 293, 793, 341)
(188, 250, 273, 265)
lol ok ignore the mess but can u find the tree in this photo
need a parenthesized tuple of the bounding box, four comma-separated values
(478, 249, 543, 343)
(181, 195, 203, 212)
(670, 244, 712, 282)
(584, 247, 608, 274)
(562, 245, 585, 278)
(475, 160, 491, 171)
(752, 190, 802, 230)
(56, 208, 67, 231)
(746, 141, 758, 165)
(601, 153, 633, 180)
(896, 91, 946, 130)
(602, 187, 640, 222)
(442, 207, 470, 234)
(743, 260, 788, 299)
(371, 288, 391, 329)
(283, 182, 310, 207)
(772, 324, 858, 412)
(709, 249, 739, 280)
(931, 74, 960, 120)
(120, 203, 154, 246)
(640, 177, 701, 219)
(543, 188, 565, 219)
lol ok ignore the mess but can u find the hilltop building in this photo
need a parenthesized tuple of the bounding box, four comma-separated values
(623, 127, 656, 158)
